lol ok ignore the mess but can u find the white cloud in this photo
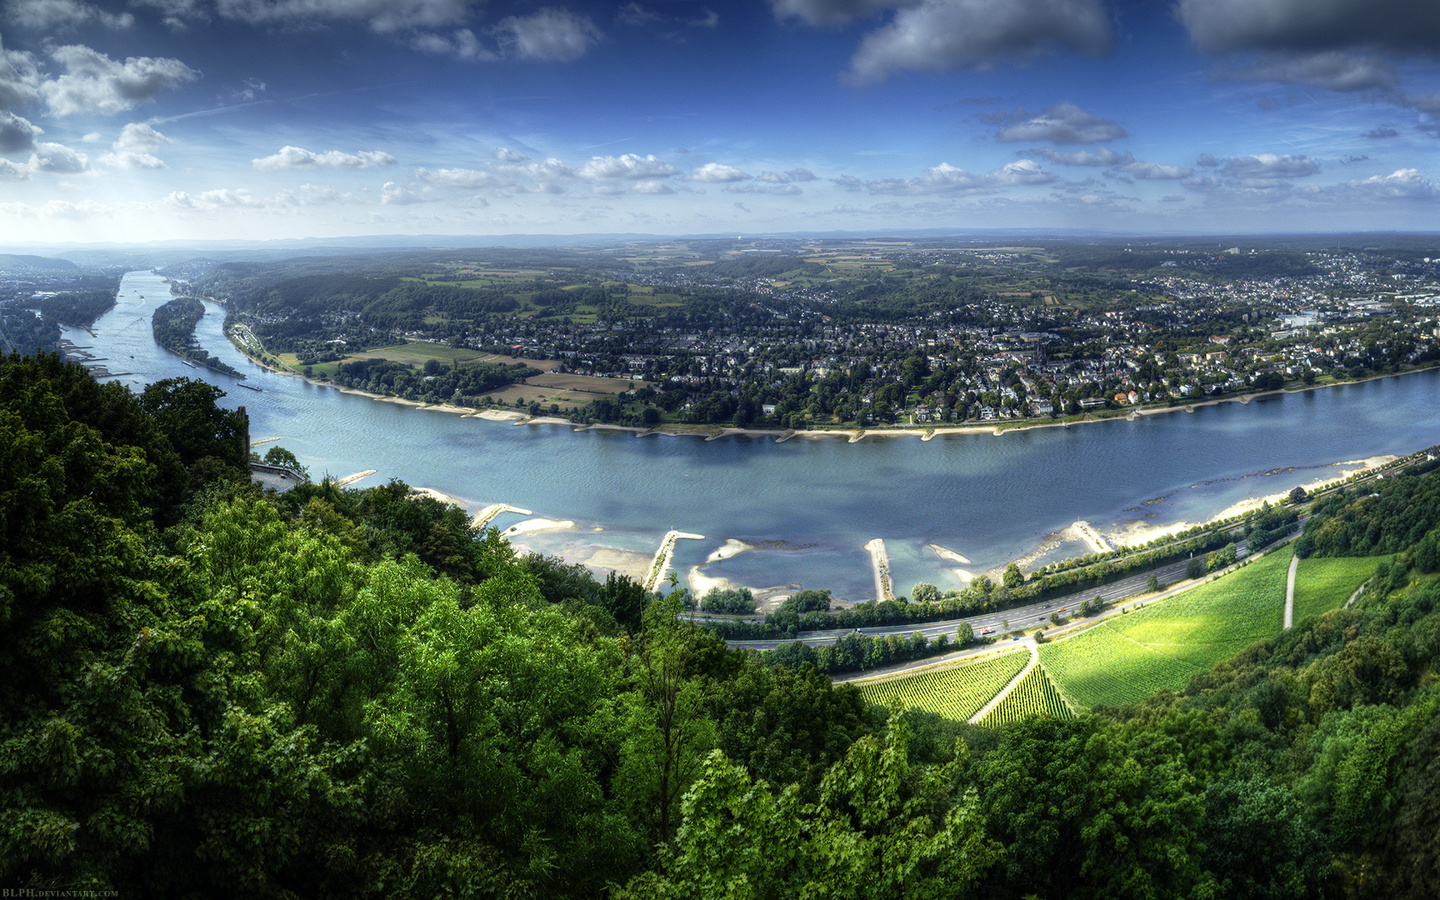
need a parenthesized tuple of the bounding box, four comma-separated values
(98, 122, 171, 170)
(1211, 51, 1397, 93)
(411, 28, 497, 61)
(40, 44, 199, 116)
(844, 0, 1114, 84)
(381, 180, 427, 204)
(0, 37, 43, 110)
(1340, 167, 1437, 200)
(689, 162, 750, 182)
(166, 187, 263, 209)
(6, 0, 134, 30)
(1220, 153, 1320, 185)
(773, 168, 818, 182)
(132, 0, 208, 30)
(252, 145, 397, 170)
(991, 102, 1126, 144)
(578, 153, 679, 180)
(213, 0, 475, 34)
(275, 183, 357, 206)
(0, 157, 29, 180)
(863, 160, 1050, 195)
(1031, 147, 1127, 166)
(495, 146, 528, 162)
(0, 110, 42, 153)
(495, 8, 602, 63)
(1118, 160, 1194, 180)
(28, 141, 88, 173)
(413, 166, 514, 190)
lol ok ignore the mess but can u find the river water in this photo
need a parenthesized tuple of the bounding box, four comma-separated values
(65, 271, 1440, 602)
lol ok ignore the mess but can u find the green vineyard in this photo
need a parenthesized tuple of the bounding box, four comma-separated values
(1039, 624, 1202, 708)
(981, 664, 1073, 726)
(858, 650, 1028, 721)
(1292, 555, 1386, 623)
(1042, 545, 1295, 709)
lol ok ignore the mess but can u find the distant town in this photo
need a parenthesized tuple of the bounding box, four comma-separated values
(3, 235, 1439, 431)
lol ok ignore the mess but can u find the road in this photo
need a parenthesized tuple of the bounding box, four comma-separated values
(728, 553, 1206, 652)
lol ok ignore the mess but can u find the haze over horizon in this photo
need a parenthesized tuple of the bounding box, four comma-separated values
(1, 0, 1437, 245)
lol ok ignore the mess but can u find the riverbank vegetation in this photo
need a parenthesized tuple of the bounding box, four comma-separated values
(4, 350, 1439, 898)
(151, 296, 244, 377)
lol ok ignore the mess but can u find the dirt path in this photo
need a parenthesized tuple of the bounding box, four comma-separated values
(1284, 554, 1298, 629)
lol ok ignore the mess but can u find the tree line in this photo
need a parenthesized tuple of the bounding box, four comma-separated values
(3, 350, 1438, 898)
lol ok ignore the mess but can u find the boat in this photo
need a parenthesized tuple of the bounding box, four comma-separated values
(238, 383, 263, 392)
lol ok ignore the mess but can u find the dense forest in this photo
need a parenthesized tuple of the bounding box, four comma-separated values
(151, 296, 243, 377)
(3, 351, 1438, 898)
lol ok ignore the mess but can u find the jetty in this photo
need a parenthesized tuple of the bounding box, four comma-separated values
(471, 503, 533, 531)
(644, 530, 705, 592)
(865, 538, 895, 602)
(334, 469, 376, 487)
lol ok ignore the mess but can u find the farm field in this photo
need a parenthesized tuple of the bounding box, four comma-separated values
(1292, 555, 1386, 623)
(981, 665, 1073, 727)
(1041, 545, 1295, 709)
(858, 650, 1028, 721)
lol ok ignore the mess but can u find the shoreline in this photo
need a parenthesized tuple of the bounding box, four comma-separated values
(230, 336, 1440, 446)
(223, 341, 1425, 599)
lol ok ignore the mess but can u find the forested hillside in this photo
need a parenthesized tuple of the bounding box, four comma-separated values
(2, 351, 1437, 898)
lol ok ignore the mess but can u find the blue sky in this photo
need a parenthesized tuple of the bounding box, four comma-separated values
(1, 0, 1437, 243)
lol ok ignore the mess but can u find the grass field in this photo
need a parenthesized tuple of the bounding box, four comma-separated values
(857, 650, 1028, 721)
(1292, 555, 1386, 624)
(981, 665, 1074, 727)
(1040, 546, 1295, 709)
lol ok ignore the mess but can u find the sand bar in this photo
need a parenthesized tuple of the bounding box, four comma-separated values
(503, 517, 576, 536)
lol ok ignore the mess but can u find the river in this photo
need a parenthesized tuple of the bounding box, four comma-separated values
(63, 271, 1440, 603)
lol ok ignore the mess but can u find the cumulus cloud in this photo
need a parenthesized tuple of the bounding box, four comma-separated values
(275, 183, 358, 206)
(1178, 0, 1440, 56)
(6, 0, 134, 29)
(858, 159, 1056, 195)
(413, 166, 514, 190)
(132, 0, 208, 31)
(99, 121, 171, 168)
(990, 102, 1126, 144)
(1030, 147, 1127, 166)
(763, 168, 818, 182)
(1, 37, 43, 110)
(252, 145, 397, 170)
(843, 0, 1114, 84)
(0, 157, 28, 179)
(40, 44, 198, 116)
(1118, 160, 1193, 180)
(166, 187, 262, 209)
(577, 153, 679, 180)
(1211, 50, 1397, 93)
(689, 162, 750, 182)
(28, 141, 88, 173)
(1340, 167, 1436, 200)
(495, 8, 602, 62)
(0, 110, 42, 153)
(1220, 153, 1319, 183)
(411, 28, 496, 61)
(213, 0, 475, 34)
(380, 180, 427, 204)
(495, 146, 528, 162)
